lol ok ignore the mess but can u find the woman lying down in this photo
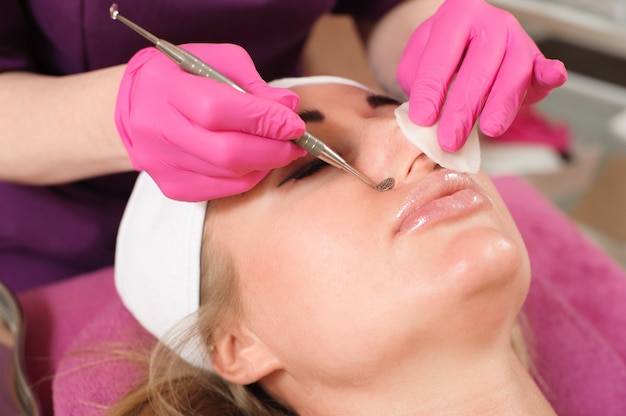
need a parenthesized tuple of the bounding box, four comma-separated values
(110, 76, 555, 415)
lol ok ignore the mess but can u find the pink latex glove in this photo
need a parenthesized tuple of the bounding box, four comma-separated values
(397, 0, 567, 152)
(115, 43, 307, 201)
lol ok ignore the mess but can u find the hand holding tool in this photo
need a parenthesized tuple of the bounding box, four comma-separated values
(110, 4, 394, 195)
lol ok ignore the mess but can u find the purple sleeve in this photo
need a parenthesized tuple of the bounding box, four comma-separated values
(0, 0, 33, 72)
(332, 0, 404, 18)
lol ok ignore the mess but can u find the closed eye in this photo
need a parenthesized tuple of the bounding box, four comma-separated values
(278, 159, 329, 187)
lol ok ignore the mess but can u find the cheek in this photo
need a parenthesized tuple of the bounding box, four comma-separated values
(238, 221, 372, 330)
(235, 214, 398, 373)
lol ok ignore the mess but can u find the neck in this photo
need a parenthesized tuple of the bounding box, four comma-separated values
(270, 347, 555, 416)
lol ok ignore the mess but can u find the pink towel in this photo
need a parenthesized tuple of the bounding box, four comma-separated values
(491, 105, 572, 155)
(52, 295, 153, 415)
(18, 268, 118, 415)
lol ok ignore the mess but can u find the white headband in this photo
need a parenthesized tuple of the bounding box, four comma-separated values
(268, 75, 375, 91)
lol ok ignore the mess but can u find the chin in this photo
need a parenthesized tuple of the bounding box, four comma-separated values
(441, 222, 530, 306)
(432, 227, 531, 347)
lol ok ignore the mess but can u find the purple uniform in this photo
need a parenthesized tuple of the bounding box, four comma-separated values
(0, 0, 402, 292)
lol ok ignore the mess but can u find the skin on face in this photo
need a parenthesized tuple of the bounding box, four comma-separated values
(207, 83, 531, 394)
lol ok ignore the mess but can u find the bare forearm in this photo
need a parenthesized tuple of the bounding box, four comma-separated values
(364, 0, 444, 99)
(0, 66, 133, 185)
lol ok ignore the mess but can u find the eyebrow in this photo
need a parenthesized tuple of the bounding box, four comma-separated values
(296, 93, 400, 124)
(297, 109, 325, 123)
(367, 94, 402, 108)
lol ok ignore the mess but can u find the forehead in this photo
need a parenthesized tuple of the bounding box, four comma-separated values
(291, 83, 372, 109)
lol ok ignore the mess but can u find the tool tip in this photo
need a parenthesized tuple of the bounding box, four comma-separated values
(109, 3, 119, 20)
(375, 178, 395, 192)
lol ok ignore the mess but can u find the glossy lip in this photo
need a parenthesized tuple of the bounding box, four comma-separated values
(394, 170, 490, 235)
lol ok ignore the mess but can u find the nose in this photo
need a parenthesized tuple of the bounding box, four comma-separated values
(353, 116, 434, 187)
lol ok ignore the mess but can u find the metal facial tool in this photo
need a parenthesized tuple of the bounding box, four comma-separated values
(109, 4, 394, 192)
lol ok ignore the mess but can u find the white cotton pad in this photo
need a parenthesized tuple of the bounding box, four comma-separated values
(394, 102, 481, 173)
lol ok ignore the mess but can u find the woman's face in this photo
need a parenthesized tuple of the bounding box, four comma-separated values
(207, 83, 530, 388)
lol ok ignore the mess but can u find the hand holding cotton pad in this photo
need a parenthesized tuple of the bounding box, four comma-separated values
(395, 102, 481, 173)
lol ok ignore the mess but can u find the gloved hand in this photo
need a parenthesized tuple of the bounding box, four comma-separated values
(115, 43, 306, 201)
(397, 0, 567, 152)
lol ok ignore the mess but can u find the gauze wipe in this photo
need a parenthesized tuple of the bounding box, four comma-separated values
(394, 102, 481, 173)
